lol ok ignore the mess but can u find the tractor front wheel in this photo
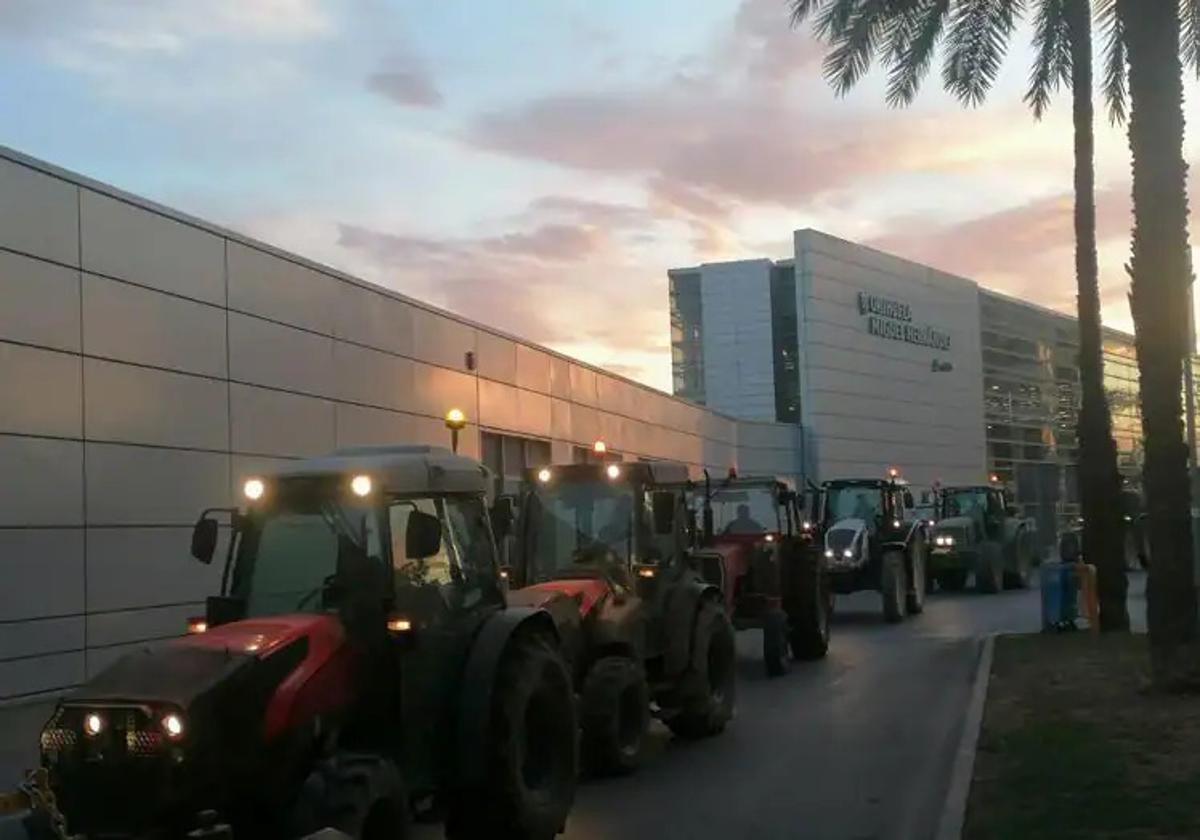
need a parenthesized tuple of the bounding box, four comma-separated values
(880, 550, 908, 623)
(445, 633, 577, 840)
(290, 752, 409, 840)
(666, 600, 736, 739)
(788, 551, 831, 661)
(580, 656, 650, 775)
(976, 542, 1003, 594)
(1003, 533, 1032, 590)
(763, 609, 790, 677)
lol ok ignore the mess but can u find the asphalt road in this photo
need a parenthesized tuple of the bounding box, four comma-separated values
(558, 574, 1145, 840)
(1, 574, 1148, 840)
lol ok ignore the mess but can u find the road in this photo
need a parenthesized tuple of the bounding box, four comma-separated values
(1, 574, 1147, 840)
(558, 574, 1144, 840)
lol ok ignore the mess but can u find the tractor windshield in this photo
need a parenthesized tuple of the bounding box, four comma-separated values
(710, 486, 778, 535)
(527, 479, 635, 580)
(231, 497, 385, 617)
(941, 489, 991, 520)
(825, 485, 884, 523)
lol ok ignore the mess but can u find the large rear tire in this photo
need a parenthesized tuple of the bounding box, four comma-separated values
(881, 550, 907, 623)
(977, 542, 1003, 594)
(763, 609, 790, 677)
(666, 600, 736, 739)
(905, 536, 926, 615)
(580, 656, 650, 776)
(788, 550, 830, 661)
(290, 753, 409, 840)
(445, 634, 576, 840)
(1003, 533, 1032, 589)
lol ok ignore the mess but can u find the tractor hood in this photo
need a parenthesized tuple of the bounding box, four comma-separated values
(825, 518, 866, 552)
(509, 578, 611, 617)
(68, 616, 332, 710)
(933, 516, 977, 544)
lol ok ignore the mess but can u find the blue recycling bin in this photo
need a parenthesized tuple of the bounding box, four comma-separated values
(1040, 561, 1078, 631)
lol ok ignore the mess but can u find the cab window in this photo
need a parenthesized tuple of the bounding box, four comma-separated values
(389, 498, 458, 588)
(443, 495, 498, 585)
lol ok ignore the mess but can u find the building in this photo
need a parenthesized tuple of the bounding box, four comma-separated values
(671, 228, 1196, 549)
(0, 146, 801, 702)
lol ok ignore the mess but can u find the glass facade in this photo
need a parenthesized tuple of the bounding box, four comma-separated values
(770, 264, 801, 423)
(669, 270, 705, 405)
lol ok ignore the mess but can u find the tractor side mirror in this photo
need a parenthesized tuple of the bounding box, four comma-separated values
(651, 492, 676, 535)
(490, 497, 515, 539)
(406, 511, 442, 560)
(191, 517, 219, 565)
(903, 490, 915, 509)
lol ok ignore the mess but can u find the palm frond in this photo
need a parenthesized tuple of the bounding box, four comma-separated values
(813, 0, 866, 40)
(821, 0, 896, 95)
(1025, 0, 1071, 119)
(790, 0, 833, 27)
(1095, 0, 1127, 124)
(1181, 0, 1200, 77)
(942, 0, 1027, 107)
(885, 0, 952, 107)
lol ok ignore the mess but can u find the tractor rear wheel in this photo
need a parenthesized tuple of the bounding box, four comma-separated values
(788, 551, 830, 661)
(880, 550, 907, 623)
(580, 656, 650, 775)
(976, 542, 1003, 594)
(290, 752, 408, 840)
(1003, 533, 1032, 590)
(666, 600, 736, 739)
(445, 633, 576, 840)
(763, 609, 789, 677)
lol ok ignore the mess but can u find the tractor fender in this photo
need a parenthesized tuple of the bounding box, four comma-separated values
(455, 606, 561, 788)
(663, 579, 722, 680)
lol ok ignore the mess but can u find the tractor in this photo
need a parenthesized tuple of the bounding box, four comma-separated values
(505, 459, 736, 777)
(928, 482, 1036, 592)
(679, 474, 830, 677)
(815, 474, 929, 623)
(15, 446, 577, 840)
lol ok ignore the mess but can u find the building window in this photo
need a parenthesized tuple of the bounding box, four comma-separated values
(481, 431, 552, 496)
(670, 270, 705, 404)
(770, 264, 801, 423)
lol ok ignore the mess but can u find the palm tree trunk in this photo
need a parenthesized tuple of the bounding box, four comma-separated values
(1066, 0, 1128, 631)
(1119, 0, 1198, 686)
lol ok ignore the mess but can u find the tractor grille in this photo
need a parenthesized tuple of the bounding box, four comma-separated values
(40, 726, 77, 752)
(936, 525, 971, 546)
(826, 528, 857, 554)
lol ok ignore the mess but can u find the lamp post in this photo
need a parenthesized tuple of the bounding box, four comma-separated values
(445, 408, 467, 454)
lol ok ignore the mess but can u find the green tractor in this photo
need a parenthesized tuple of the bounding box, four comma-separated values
(928, 481, 1036, 592)
(10, 446, 577, 839)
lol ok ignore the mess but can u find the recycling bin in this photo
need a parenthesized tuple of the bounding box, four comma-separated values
(1040, 561, 1078, 631)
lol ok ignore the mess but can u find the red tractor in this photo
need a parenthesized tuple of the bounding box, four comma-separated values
(504, 459, 736, 777)
(682, 474, 831, 676)
(13, 446, 577, 840)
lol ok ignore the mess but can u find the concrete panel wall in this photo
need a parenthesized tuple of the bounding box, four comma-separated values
(795, 229, 986, 487)
(0, 147, 793, 701)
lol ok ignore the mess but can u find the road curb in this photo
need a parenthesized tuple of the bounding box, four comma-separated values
(935, 632, 995, 840)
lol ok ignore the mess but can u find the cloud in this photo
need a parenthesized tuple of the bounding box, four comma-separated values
(366, 50, 443, 108)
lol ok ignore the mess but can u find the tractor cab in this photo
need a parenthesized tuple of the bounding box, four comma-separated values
(936, 484, 1012, 542)
(510, 458, 737, 773)
(35, 445, 578, 839)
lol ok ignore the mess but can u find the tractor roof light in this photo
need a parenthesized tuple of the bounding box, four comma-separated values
(444, 407, 467, 431)
(593, 440, 607, 455)
(537, 468, 552, 483)
(243, 478, 265, 501)
(605, 464, 621, 480)
(350, 474, 373, 497)
(887, 467, 901, 480)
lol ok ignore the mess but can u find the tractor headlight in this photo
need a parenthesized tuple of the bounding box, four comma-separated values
(842, 548, 853, 559)
(824, 548, 834, 559)
(162, 713, 185, 740)
(934, 535, 955, 547)
(84, 712, 104, 737)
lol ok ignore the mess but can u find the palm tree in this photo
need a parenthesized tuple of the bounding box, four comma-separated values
(1105, 0, 1199, 685)
(789, 0, 1129, 630)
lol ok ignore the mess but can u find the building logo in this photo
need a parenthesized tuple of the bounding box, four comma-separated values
(857, 291, 951, 351)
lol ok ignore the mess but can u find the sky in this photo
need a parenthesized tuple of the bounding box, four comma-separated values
(2, 0, 1199, 392)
